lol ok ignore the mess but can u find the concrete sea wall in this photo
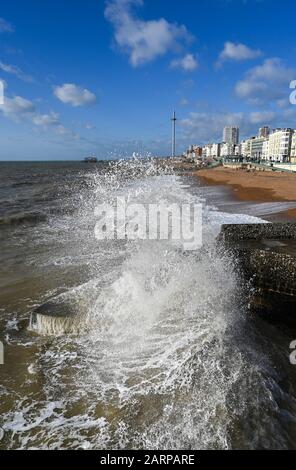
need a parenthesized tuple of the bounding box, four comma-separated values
(219, 223, 296, 322)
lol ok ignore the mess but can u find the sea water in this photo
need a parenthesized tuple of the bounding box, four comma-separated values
(1, 159, 296, 449)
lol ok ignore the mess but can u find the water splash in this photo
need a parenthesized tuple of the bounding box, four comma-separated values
(2, 157, 295, 450)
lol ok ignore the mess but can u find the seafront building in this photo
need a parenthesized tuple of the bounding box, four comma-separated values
(291, 132, 296, 163)
(223, 126, 239, 145)
(211, 143, 221, 158)
(203, 144, 214, 159)
(249, 136, 267, 161)
(220, 142, 235, 158)
(265, 128, 293, 163)
(234, 144, 241, 156)
(262, 139, 269, 161)
(184, 126, 296, 164)
(241, 139, 251, 159)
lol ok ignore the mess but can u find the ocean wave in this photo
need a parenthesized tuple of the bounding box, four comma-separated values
(1, 158, 296, 449)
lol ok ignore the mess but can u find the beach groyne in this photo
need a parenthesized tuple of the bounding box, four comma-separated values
(219, 223, 296, 322)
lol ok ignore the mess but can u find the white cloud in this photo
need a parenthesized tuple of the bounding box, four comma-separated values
(104, 0, 192, 67)
(249, 111, 276, 124)
(0, 96, 35, 121)
(218, 41, 261, 64)
(171, 54, 198, 72)
(0, 93, 75, 138)
(0, 18, 14, 33)
(180, 108, 295, 144)
(54, 83, 96, 107)
(181, 111, 245, 143)
(85, 123, 95, 130)
(235, 58, 296, 104)
(32, 112, 60, 128)
(0, 61, 33, 82)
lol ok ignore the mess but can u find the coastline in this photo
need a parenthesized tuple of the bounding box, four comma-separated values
(195, 166, 296, 220)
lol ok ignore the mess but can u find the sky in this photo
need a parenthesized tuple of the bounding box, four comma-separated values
(0, 0, 296, 160)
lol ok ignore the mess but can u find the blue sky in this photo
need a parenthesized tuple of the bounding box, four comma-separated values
(0, 0, 296, 160)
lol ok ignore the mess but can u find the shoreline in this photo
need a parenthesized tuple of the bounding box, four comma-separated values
(195, 166, 296, 220)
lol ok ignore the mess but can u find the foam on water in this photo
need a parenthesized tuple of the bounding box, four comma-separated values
(1, 157, 295, 450)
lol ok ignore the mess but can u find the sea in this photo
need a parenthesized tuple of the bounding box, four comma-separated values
(1, 159, 296, 450)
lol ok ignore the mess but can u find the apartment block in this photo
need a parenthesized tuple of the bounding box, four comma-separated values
(291, 131, 296, 163)
(241, 139, 251, 159)
(262, 139, 269, 161)
(203, 144, 213, 159)
(220, 142, 235, 157)
(223, 126, 239, 145)
(234, 144, 242, 156)
(250, 136, 267, 160)
(211, 143, 221, 158)
(266, 128, 293, 162)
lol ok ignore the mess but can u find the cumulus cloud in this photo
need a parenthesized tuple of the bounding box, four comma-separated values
(54, 83, 96, 107)
(0, 93, 75, 138)
(0, 96, 35, 121)
(0, 61, 34, 82)
(180, 108, 296, 144)
(104, 0, 192, 67)
(249, 111, 276, 124)
(235, 58, 296, 105)
(0, 18, 14, 33)
(181, 111, 245, 143)
(1, 95, 60, 129)
(218, 41, 261, 65)
(32, 112, 60, 128)
(171, 53, 198, 72)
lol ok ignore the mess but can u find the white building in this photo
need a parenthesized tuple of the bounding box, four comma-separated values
(223, 126, 239, 145)
(250, 136, 267, 161)
(241, 139, 251, 159)
(291, 131, 296, 163)
(234, 144, 242, 156)
(220, 142, 235, 158)
(262, 139, 269, 161)
(266, 128, 293, 162)
(204, 144, 213, 159)
(211, 143, 221, 158)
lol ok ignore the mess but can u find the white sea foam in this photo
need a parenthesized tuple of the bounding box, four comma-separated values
(2, 158, 292, 450)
